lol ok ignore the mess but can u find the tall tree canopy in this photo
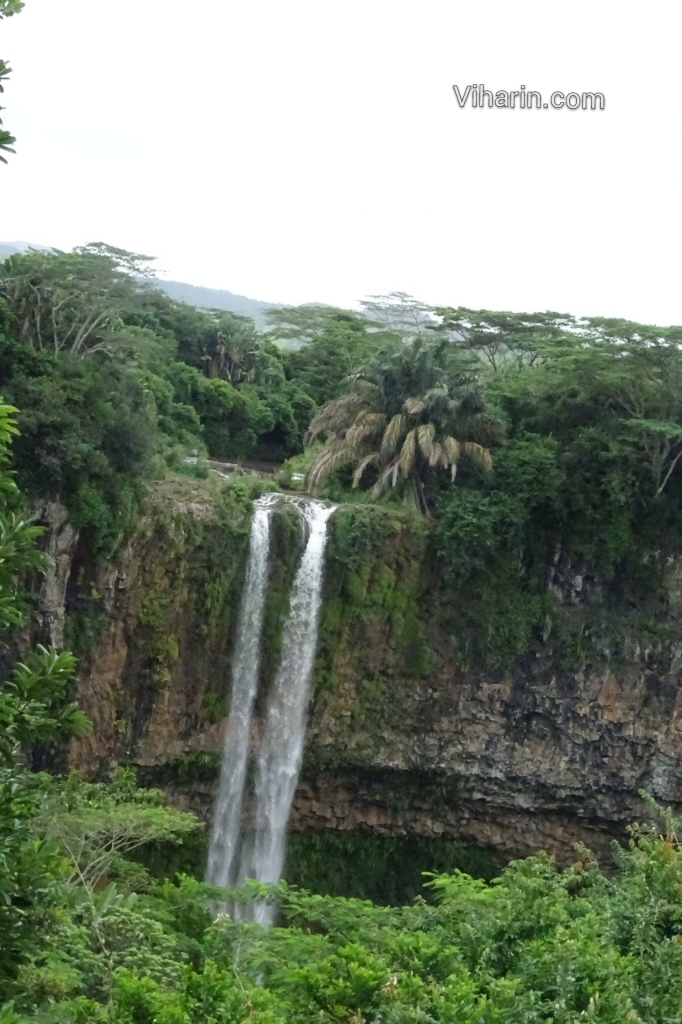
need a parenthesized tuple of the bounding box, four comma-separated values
(270, 304, 402, 406)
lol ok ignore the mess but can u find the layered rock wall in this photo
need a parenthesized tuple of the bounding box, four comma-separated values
(50, 480, 682, 865)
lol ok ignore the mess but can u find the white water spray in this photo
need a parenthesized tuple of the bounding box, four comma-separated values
(206, 494, 335, 920)
(205, 493, 279, 889)
(241, 499, 335, 923)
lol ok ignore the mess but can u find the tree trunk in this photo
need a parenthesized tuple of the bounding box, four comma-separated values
(410, 473, 429, 516)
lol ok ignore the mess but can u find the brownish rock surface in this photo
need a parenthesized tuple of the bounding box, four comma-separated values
(44, 482, 682, 865)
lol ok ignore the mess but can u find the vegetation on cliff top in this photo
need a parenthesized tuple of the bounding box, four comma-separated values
(4, 237, 682, 640)
(305, 338, 502, 514)
(4, 229, 682, 675)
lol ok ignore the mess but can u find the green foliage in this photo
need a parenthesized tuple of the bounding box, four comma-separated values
(0, 246, 156, 356)
(0, 1, 24, 17)
(431, 446, 552, 666)
(328, 500, 426, 572)
(206, 499, 304, 720)
(0, 0, 22, 164)
(0, 328, 164, 555)
(0, 248, 308, 554)
(0, 402, 91, 989)
(274, 304, 401, 405)
(165, 752, 221, 786)
(306, 337, 503, 513)
(0, 646, 89, 760)
(0, 59, 15, 164)
(36, 768, 203, 887)
(314, 505, 431, 718)
(276, 443, 322, 491)
(149, 818, 682, 1024)
(132, 296, 316, 463)
(4, 369, 682, 1024)
(174, 459, 209, 480)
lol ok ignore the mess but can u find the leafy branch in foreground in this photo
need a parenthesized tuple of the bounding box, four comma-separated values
(0, 1, 23, 165)
(0, 60, 15, 164)
(0, 647, 89, 764)
(0, 397, 97, 992)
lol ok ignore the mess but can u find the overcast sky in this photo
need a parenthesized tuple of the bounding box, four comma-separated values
(2, 1, 681, 323)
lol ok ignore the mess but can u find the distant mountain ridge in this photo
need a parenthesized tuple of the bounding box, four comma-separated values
(0, 241, 51, 259)
(156, 279, 274, 327)
(0, 242, 278, 327)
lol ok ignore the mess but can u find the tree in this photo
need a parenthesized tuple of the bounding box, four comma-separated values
(0, 329, 163, 553)
(277, 306, 402, 407)
(434, 306, 577, 371)
(265, 304, 354, 348)
(499, 318, 682, 499)
(577, 319, 682, 498)
(0, 247, 155, 357)
(360, 292, 437, 340)
(202, 312, 271, 386)
(37, 769, 202, 888)
(306, 340, 503, 513)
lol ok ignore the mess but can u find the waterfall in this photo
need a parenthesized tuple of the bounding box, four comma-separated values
(206, 494, 335, 919)
(241, 499, 335, 923)
(205, 492, 279, 889)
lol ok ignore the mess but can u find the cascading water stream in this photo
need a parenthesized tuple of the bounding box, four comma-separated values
(206, 493, 335, 922)
(240, 499, 335, 924)
(205, 492, 280, 889)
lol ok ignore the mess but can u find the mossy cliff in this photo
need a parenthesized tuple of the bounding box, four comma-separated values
(53, 480, 682, 866)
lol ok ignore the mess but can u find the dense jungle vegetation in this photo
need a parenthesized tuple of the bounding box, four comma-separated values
(2, 240, 682, 669)
(2, 242, 682, 577)
(5, 2, 682, 1016)
(2, 244, 682, 1019)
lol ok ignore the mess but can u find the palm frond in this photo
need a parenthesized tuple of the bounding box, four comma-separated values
(403, 397, 424, 416)
(306, 393, 367, 442)
(343, 374, 383, 399)
(371, 459, 400, 496)
(399, 429, 417, 475)
(346, 411, 386, 446)
(352, 451, 380, 487)
(461, 441, 493, 471)
(442, 435, 461, 465)
(454, 410, 506, 445)
(306, 439, 356, 491)
(381, 413, 406, 455)
(422, 386, 449, 408)
(416, 423, 435, 460)
(428, 441, 443, 468)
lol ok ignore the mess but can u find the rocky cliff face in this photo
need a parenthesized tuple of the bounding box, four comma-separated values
(50, 478, 682, 867)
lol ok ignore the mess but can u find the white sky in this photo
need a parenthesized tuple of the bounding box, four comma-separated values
(1, 0, 681, 323)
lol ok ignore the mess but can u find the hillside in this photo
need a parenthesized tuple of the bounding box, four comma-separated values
(156, 278, 274, 327)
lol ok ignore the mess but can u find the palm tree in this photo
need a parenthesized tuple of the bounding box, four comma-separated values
(305, 340, 503, 514)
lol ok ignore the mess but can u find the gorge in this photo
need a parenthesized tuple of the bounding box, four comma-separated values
(33, 474, 682, 890)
